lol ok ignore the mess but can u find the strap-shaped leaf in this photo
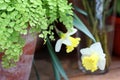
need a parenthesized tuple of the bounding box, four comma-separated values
(52, 60, 61, 80)
(46, 38, 68, 80)
(74, 6, 87, 16)
(73, 13, 96, 42)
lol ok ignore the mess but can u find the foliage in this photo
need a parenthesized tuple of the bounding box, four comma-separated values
(116, 0, 120, 15)
(0, 0, 73, 68)
(47, 37, 68, 80)
(0, 0, 98, 79)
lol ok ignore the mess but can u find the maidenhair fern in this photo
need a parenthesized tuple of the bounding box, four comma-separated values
(0, 0, 73, 68)
(42, 0, 73, 29)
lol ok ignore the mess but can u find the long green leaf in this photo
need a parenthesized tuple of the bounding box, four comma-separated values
(74, 6, 87, 16)
(46, 38, 68, 80)
(73, 13, 96, 42)
(52, 60, 61, 80)
(50, 47, 61, 80)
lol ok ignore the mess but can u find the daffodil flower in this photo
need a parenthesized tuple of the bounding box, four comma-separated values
(55, 28, 80, 53)
(80, 42, 106, 72)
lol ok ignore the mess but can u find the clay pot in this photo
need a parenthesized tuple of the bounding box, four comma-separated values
(0, 33, 37, 80)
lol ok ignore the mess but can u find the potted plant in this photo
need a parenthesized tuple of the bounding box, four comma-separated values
(0, 0, 111, 80)
(0, 0, 74, 80)
(113, 0, 120, 56)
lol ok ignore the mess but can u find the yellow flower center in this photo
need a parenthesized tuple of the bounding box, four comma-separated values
(82, 53, 99, 72)
(66, 37, 80, 53)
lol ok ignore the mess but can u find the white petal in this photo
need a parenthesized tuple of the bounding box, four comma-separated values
(97, 57, 106, 70)
(62, 37, 71, 45)
(80, 48, 92, 56)
(90, 42, 104, 55)
(55, 39, 63, 52)
(68, 28, 77, 36)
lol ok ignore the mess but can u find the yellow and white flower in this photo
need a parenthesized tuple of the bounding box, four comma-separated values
(80, 42, 106, 72)
(55, 28, 80, 53)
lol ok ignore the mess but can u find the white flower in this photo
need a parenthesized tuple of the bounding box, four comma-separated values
(80, 42, 106, 72)
(55, 28, 79, 52)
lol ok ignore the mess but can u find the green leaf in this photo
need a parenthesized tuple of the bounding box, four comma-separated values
(30, 0, 34, 3)
(116, 0, 120, 14)
(16, 14, 21, 19)
(74, 6, 88, 16)
(73, 13, 96, 42)
(7, 6, 15, 11)
(46, 38, 69, 80)
(20, 30, 27, 35)
(2, 19, 10, 27)
(11, 11, 18, 17)
(0, 48, 4, 52)
(8, 29, 13, 33)
(52, 62, 61, 80)
(29, 21, 35, 27)
(1, 12, 7, 18)
(14, 26, 21, 31)
(17, 0, 22, 3)
(5, 0, 10, 2)
(0, 0, 4, 3)
(9, 22, 15, 27)
(0, 3, 8, 10)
